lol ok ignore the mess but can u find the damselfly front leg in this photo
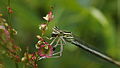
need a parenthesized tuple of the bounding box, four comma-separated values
(49, 27, 73, 58)
(51, 39, 64, 58)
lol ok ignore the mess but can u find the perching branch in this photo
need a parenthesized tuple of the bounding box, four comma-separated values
(64, 35, 120, 67)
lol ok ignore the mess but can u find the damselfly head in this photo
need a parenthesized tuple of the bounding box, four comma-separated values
(52, 26, 73, 39)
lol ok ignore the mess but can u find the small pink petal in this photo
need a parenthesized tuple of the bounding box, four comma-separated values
(44, 42, 48, 44)
(43, 16, 48, 21)
(4, 29, 10, 39)
(40, 54, 45, 57)
(41, 45, 45, 47)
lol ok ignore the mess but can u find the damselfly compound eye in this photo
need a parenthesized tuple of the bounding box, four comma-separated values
(51, 33, 58, 37)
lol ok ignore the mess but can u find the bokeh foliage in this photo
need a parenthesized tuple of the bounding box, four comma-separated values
(0, 0, 119, 68)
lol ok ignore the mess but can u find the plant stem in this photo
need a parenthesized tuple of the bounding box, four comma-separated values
(23, 64, 27, 68)
(8, 0, 12, 25)
(15, 62, 19, 68)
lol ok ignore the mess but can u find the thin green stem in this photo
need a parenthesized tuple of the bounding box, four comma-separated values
(8, 0, 12, 25)
(23, 64, 27, 68)
(8, 0, 10, 6)
(15, 62, 19, 68)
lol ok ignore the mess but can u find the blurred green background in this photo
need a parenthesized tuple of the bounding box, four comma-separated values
(0, 0, 119, 68)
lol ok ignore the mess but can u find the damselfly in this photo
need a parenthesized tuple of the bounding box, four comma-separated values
(51, 27, 120, 67)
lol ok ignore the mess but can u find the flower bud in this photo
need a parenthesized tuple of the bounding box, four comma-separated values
(39, 24, 47, 30)
(0, 14, 3, 16)
(43, 11, 54, 22)
(39, 24, 47, 35)
(7, 7, 13, 13)
(21, 57, 27, 62)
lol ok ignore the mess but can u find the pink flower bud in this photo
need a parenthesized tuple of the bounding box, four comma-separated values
(36, 35, 44, 41)
(39, 24, 47, 30)
(43, 11, 54, 22)
(7, 7, 13, 13)
(39, 24, 47, 35)
(9, 9, 13, 13)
